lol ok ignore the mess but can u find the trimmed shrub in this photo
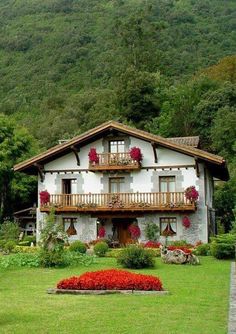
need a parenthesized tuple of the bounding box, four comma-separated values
(57, 269, 163, 291)
(210, 234, 236, 259)
(194, 243, 211, 256)
(69, 241, 87, 254)
(93, 241, 109, 257)
(38, 242, 67, 267)
(117, 245, 155, 269)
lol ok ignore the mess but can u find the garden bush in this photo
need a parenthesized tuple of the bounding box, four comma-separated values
(3, 240, 16, 253)
(57, 269, 163, 291)
(64, 250, 95, 267)
(169, 240, 192, 248)
(194, 243, 211, 256)
(117, 245, 155, 269)
(144, 221, 159, 241)
(69, 241, 87, 254)
(0, 253, 40, 268)
(23, 235, 36, 245)
(0, 221, 19, 241)
(14, 245, 39, 253)
(93, 241, 109, 257)
(210, 234, 236, 259)
(38, 246, 66, 267)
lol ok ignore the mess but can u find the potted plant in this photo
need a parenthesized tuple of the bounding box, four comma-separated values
(88, 148, 99, 165)
(129, 147, 143, 163)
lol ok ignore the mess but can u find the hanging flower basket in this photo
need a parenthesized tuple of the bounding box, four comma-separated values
(98, 226, 106, 238)
(129, 147, 143, 163)
(184, 186, 199, 202)
(128, 223, 141, 240)
(88, 148, 99, 164)
(40, 190, 50, 206)
(182, 216, 191, 229)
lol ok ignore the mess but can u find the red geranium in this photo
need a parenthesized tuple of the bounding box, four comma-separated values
(39, 190, 50, 205)
(144, 241, 162, 248)
(88, 148, 99, 163)
(98, 226, 106, 238)
(182, 216, 191, 228)
(129, 147, 143, 162)
(167, 246, 192, 254)
(184, 186, 199, 202)
(128, 223, 141, 240)
(57, 269, 163, 291)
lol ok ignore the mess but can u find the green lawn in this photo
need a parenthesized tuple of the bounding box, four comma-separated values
(0, 257, 231, 334)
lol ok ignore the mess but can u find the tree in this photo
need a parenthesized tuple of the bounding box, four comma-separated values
(117, 68, 160, 128)
(0, 114, 38, 222)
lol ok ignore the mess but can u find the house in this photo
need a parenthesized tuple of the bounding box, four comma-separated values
(14, 121, 229, 245)
(14, 207, 36, 236)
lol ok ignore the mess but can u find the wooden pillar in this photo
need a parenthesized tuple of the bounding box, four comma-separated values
(34, 163, 45, 182)
(71, 146, 80, 166)
(151, 142, 158, 163)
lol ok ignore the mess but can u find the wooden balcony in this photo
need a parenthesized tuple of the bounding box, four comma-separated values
(40, 192, 196, 213)
(88, 152, 141, 171)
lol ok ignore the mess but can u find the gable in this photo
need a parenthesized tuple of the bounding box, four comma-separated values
(14, 121, 229, 180)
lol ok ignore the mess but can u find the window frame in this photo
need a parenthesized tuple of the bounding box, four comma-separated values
(109, 140, 125, 153)
(109, 177, 125, 193)
(159, 176, 176, 192)
(160, 217, 177, 236)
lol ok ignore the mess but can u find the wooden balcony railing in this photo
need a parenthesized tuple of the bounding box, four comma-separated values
(40, 192, 196, 212)
(89, 152, 141, 171)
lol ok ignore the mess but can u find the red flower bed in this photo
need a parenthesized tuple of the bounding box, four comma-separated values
(144, 241, 162, 248)
(57, 269, 163, 291)
(167, 246, 192, 254)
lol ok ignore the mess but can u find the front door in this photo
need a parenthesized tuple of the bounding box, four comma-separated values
(112, 218, 133, 245)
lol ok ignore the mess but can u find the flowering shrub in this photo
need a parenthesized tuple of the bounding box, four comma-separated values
(40, 191, 50, 205)
(98, 226, 106, 238)
(182, 216, 191, 228)
(128, 223, 141, 240)
(184, 186, 199, 202)
(129, 147, 143, 162)
(57, 269, 163, 291)
(167, 246, 192, 254)
(88, 148, 99, 163)
(144, 241, 162, 248)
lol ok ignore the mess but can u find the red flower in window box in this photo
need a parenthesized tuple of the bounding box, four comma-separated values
(129, 147, 143, 162)
(57, 269, 163, 291)
(88, 148, 99, 164)
(182, 216, 191, 229)
(39, 190, 50, 206)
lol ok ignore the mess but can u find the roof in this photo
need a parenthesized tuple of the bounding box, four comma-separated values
(168, 136, 199, 148)
(14, 121, 229, 180)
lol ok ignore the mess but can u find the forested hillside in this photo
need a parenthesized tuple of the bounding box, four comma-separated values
(0, 0, 235, 230)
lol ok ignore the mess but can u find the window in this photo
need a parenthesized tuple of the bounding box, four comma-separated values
(109, 177, 125, 193)
(159, 176, 176, 192)
(160, 217, 177, 236)
(62, 179, 77, 194)
(63, 218, 77, 236)
(109, 140, 125, 153)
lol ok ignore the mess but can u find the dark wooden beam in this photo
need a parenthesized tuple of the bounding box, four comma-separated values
(34, 163, 45, 182)
(71, 146, 80, 166)
(195, 157, 200, 177)
(151, 142, 158, 163)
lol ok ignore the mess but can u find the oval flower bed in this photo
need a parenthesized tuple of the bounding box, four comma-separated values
(57, 269, 163, 291)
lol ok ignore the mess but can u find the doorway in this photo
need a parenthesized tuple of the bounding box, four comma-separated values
(112, 218, 135, 245)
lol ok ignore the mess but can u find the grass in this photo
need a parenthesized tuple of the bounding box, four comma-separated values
(0, 257, 231, 334)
